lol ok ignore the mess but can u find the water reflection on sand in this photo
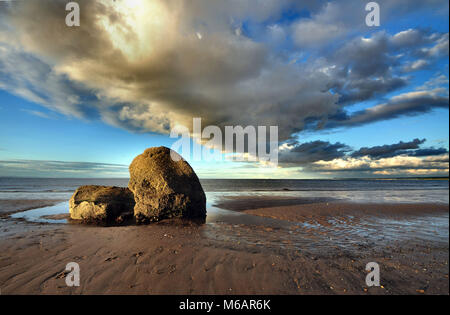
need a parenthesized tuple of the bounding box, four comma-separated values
(9, 191, 449, 256)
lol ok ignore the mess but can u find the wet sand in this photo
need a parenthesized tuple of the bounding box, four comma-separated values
(0, 196, 448, 295)
(214, 196, 449, 223)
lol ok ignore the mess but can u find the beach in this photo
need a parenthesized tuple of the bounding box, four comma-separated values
(0, 178, 448, 295)
(1, 0, 448, 300)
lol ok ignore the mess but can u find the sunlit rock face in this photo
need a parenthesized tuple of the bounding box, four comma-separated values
(128, 146, 207, 223)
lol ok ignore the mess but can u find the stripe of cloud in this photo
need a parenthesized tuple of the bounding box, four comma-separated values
(20, 109, 53, 119)
(306, 156, 450, 173)
(0, 159, 129, 177)
(324, 89, 449, 129)
(351, 138, 426, 158)
(409, 148, 449, 157)
(279, 140, 351, 165)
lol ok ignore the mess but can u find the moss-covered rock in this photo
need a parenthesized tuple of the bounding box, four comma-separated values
(128, 146, 206, 223)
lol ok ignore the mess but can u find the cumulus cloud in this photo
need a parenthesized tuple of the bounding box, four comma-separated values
(417, 73, 449, 91)
(326, 30, 449, 106)
(0, 0, 448, 165)
(309, 154, 449, 173)
(419, 32, 449, 57)
(402, 59, 429, 72)
(1, 0, 339, 141)
(292, 2, 352, 48)
(277, 137, 449, 177)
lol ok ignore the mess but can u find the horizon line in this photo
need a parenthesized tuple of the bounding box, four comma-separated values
(0, 176, 448, 180)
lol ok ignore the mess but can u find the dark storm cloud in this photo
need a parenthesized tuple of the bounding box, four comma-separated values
(351, 139, 449, 159)
(351, 139, 426, 158)
(279, 140, 351, 165)
(409, 148, 449, 157)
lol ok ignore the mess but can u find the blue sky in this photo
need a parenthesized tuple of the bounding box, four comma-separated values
(0, 0, 448, 178)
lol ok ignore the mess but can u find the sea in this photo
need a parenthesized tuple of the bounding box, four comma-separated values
(0, 177, 448, 204)
(1, 177, 448, 251)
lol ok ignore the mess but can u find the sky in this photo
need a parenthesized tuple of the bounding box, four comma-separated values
(0, 0, 448, 178)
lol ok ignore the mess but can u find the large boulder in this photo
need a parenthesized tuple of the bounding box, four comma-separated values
(128, 146, 206, 223)
(69, 185, 135, 223)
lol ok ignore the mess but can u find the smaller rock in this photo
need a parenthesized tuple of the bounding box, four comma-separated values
(69, 185, 135, 224)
